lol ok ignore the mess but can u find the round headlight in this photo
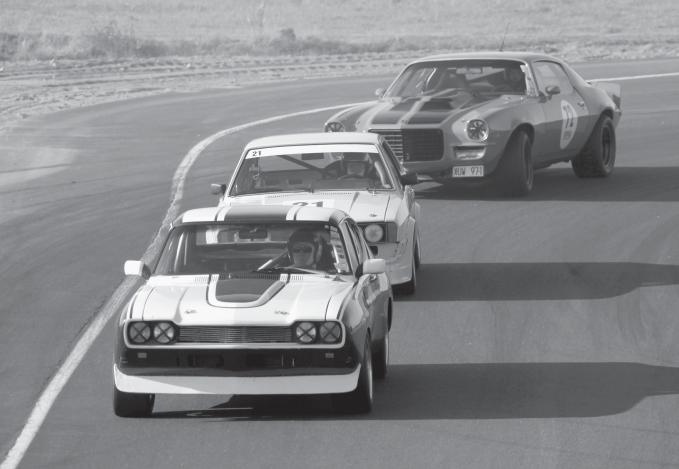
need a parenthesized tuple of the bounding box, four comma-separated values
(465, 119, 489, 141)
(153, 322, 176, 344)
(324, 121, 345, 132)
(128, 322, 151, 344)
(363, 224, 384, 243)
(295, 322, 317, 344)
(319, 322, 342, 343)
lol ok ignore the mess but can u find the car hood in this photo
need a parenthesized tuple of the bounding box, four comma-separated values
(225, 191, 396, 222)
(131, 275, 354, 325)
(355, 94, 524, 127)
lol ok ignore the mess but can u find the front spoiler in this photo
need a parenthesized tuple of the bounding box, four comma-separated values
(113, 364, 360, 395)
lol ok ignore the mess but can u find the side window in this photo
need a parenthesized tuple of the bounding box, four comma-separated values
(533, 61, 574, 94)
(380, 142, 404, 191)
(340, 221, 360, 273)
(349, 222, 371, 263)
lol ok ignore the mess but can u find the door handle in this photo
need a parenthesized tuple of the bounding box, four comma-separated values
(577, 101, 585, 107)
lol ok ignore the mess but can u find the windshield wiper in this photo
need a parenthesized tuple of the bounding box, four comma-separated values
(255, 266, 325, 275)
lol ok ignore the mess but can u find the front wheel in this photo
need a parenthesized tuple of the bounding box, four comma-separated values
(571, 115, 616, 177)
(332, 337, 373, 413)
(373, 326, 389, 380)
(113, 387, 155, 417)
(495, 130, 534, 196)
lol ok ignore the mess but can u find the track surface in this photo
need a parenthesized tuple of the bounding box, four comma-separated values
(2, 58, 679, 469)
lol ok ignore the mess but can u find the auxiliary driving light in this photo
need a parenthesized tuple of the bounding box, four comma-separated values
(295, 322, 317, 344)
(152, 322, 176, 344)
(128, 322, 151, 344)
(319, 322, 342, 344)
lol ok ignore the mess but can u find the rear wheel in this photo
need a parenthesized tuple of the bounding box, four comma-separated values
(495, 130, 533, 196)
(332, 337, 373, 413)
(572, 115, 616, 177)
(113, 387, 155, 417)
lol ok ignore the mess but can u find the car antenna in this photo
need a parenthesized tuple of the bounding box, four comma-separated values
(499, 22, 510, 51)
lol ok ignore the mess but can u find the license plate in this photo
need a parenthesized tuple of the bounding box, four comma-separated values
(452, 165, 484, 177)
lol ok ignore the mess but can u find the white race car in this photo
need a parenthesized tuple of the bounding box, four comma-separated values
(213, 132, 421, 294)
(113, 204, 393, 417)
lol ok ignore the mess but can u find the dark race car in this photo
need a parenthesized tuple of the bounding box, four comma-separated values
(324, 51, 622, 196)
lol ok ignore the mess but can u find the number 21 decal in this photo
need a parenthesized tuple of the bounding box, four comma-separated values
(559, 100, 578, 149)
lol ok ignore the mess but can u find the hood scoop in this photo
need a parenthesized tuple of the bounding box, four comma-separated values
(208, 274, 285, 307)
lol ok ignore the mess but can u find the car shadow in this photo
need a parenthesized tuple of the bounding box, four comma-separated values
(150, 362, 679, 420)
(394, 262, 679, 301)
(415, 167, 679, 202)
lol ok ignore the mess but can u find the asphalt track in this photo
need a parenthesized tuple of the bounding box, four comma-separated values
(1, 57, 679, 469)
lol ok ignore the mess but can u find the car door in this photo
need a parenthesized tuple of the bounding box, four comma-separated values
(532, 60, 590, 160)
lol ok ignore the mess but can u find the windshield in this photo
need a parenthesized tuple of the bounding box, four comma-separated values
(154, 222, 351, 276)
(385, 59, 530, 98)
(229, 143, 394, 196)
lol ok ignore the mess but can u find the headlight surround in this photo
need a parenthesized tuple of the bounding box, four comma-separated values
(128, 322, 151, 344)
(319, 322, 342, 344)
(465, 119, 489, 141)
(152, 322, 177, 344)
(324, 121, 345, 132)
(295, 321, 317, 344)
(363, 224, 385, 243)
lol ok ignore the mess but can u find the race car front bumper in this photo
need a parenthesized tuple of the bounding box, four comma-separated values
(114, 344, 361, 395)
(114, 363, 360, 395)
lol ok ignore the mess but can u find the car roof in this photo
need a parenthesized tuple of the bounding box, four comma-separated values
(410, 50, 559, 64)
(174, 204, 348, 227)
(243, 132, 381, 151)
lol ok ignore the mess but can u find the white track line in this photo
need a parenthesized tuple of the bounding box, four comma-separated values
(589, 71, 679, 82)
(0, 101, 368, 469)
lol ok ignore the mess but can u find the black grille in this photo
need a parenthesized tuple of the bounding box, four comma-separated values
(178, 326, 293, 344)
(370, 129, 444, 162)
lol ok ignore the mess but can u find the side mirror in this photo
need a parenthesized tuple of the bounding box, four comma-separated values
(210, 183, 226, 196)
(400, 171, 419, 186)
(124, 260, 150, 279)
(362, 258, 386, 275)
(545, 85, 561, 96)
(374, 88, 385, 98)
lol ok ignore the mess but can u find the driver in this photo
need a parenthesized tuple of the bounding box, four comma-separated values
(341, 153, 372, 179)
(287, 229, 324, 269)
(505, 67, 526, 92)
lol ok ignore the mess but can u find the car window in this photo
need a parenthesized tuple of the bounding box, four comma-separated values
(348, 221, 371, 264)
(229, 144, 395, 196)
(154, 222, 352, 276)
(532, 61, 574, 94)
(380, 142, 404, 191)
(339, 221, 360, 273)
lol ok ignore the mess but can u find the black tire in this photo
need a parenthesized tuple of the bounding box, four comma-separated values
(572, 115, 616, 178)
(373, 325, 389, 380)
(332, 337, 373, 413)
(413, 235, 421, 270)
(495, 130, 534, 196)
(113, 386, 155, 417)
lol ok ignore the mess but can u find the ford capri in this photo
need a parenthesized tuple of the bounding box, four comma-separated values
(213, 132, 421, 294)
(113, 205, 393, 417)
(324, 51, 622, 196)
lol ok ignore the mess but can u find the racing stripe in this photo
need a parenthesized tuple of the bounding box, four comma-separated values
(217, 205, 231, 221)
(286, 205, 302, 221)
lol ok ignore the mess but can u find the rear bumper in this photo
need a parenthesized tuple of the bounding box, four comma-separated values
(113, 364, 360, 395)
